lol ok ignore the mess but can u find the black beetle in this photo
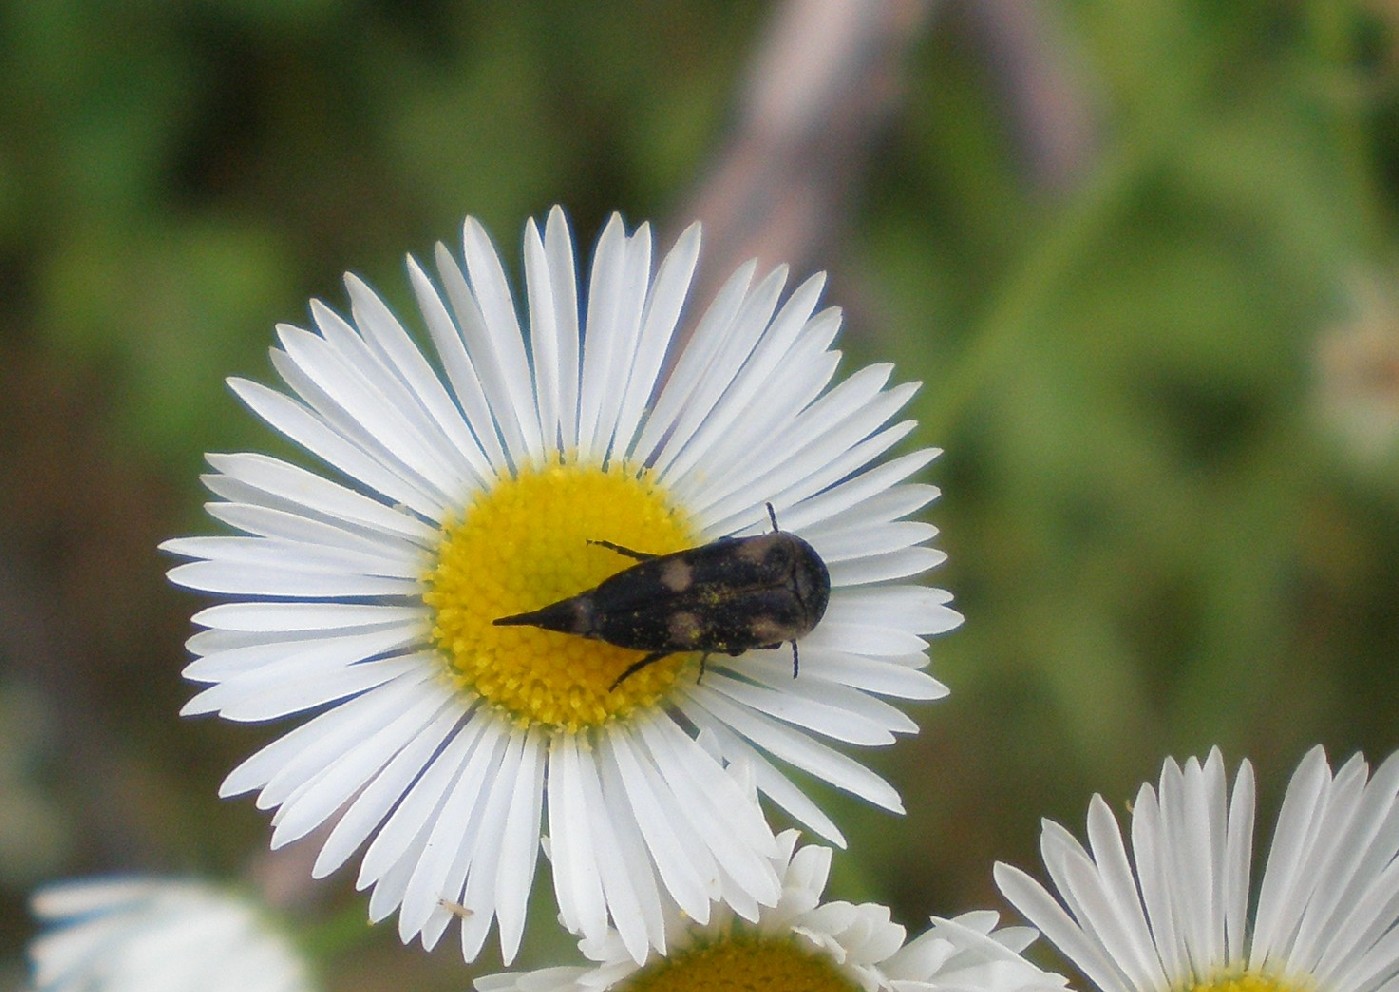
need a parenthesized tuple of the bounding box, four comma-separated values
(494, 504, 830, 689)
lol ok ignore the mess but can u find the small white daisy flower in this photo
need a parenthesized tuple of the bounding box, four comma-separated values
(162, 207, 959, 963)
(995, 746, 1399, 992)
(477, 830, 1067, 992)
(28, 877, 313, 992)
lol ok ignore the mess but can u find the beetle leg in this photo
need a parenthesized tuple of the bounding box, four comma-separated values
(589, 539, 657, 561)
(609, 650, 671, 690)
(697, 652, 711, 685)
(790, 640, 799, 678)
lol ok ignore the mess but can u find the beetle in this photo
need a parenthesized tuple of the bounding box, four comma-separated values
(493, 503, 831, 689)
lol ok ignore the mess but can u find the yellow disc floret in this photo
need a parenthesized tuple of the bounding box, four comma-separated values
(1188, 974, 1307, 992)
(424, 461, 698, 732)
(621, 934, 862, 992)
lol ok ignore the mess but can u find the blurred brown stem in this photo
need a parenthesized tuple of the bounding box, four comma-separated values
(670, 0, 936, 348)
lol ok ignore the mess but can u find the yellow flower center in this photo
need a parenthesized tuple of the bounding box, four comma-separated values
(424, 461, 699, 732)
(1189, 972, 1308, 992)
(622, 934, 862, 992)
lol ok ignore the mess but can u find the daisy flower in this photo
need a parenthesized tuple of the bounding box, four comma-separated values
(29, 877, 313, 992)
(162, 207, 958, 963)
(477, 829, 1067, 992)
(995, 746, 1399, 992)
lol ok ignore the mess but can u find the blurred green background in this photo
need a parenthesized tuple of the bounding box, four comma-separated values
(2, 1, 1397, 988)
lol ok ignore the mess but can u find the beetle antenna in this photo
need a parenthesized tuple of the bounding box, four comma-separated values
(766, 502, 779, 532)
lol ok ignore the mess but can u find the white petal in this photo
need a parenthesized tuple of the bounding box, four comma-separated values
(1251, 746, 1331, 970)
(543, 206, 582, 447)
(659, 274, 826, 485)
(162, 533, 411, 577)
(714, 657, 923, 731)
(572, 739, 651, 962)
(810, 519, 937, 564)
(523, 219, 563, 451)
(393, 712, 505, 913)
(700, 672, 905, 745)
(408, 253, 509, 470)
(689, 716, 847, 846)
(273, 324, 460, 507)
(549, 733, 608, 942)
(345, 273, 495, 487)
(201, 451, 437, 542)
(681, 328, 845, 522)
(187, 654, 423, 723)
(29, 879, 313, 992)
(184, 622, 419, 681)
(191, 601, 423, 634)
(312, 703, 466, 877)
(613, 223, 700, 463)
(204, 502, 420, 564)
(827, 547, 946, 587)
(647, 265, 784, 475)
(452, 726, 525, 960)
(1083, 796, 1168, 991)
(593, 735, 668, 955)
(1223, 757, 1256, 965)
(459, 217, 545, 462)
(359, 717, 491, 888)
(996, 861, 1132, 992)
(1312, 754, 1399, 986)
(219, 668, 436, 799)
(228, 377, 446, 520)
(270, 685, 453, 846)
(779, 449, 938, 533)
(299, 302, 470, 498)
(630, 257, 756, 462)
(600, 725, 712, 921)
(825, 585, 958, 635)
(579, 217, 651, 460)
(1131, 781, 1185, 982)
(494, 727, 547, 961)
(692, 365, 916, 530)
(739, 647, 947, 701)
(634, 715, 781, 900)
(677, 690, 903, 812)
(801, 620, 930, 658)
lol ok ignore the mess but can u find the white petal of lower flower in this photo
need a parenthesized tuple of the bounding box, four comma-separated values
(996, 746, 1399, 992)
(884, 913, 1069, 992)
(477, 830, 1065, 992)
(163, 207, 959, 963)
(28, 878, 313, 992)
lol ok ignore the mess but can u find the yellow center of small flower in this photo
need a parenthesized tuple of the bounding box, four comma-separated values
(1188, 972, 1307, 992)
(622, 934, 862, 992)
(424, 461, 699, 732)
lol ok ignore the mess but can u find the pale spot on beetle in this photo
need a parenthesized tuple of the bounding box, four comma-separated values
(748, 616, 787, 644)
(660, 558, 693, 592)
(736, 534, 779, 563)
(667, 611, 702, 646)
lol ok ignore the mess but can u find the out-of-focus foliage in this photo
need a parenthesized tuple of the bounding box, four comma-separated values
(1, 1, 1396, 988)
(860, 2, 1399, 919)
